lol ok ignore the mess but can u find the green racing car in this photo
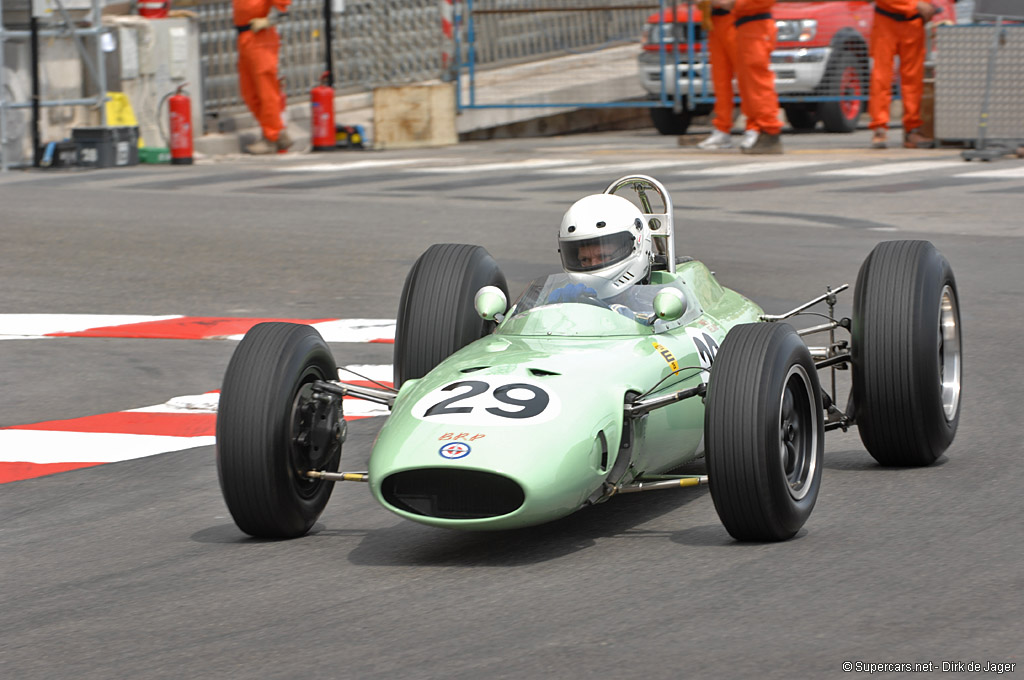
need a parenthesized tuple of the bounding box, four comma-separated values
(215, 175, 962, 543)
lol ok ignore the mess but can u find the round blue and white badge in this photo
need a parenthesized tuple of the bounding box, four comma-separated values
(439, 442, 471, 459)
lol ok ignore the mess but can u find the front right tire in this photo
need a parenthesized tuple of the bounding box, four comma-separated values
(394, 243, 508, 388)
(705, 322, 824, 542)
(216, 322, 340, 539)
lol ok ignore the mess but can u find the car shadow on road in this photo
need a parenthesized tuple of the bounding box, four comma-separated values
(823, 448, 950, 472)
(341, 463, 721, 567)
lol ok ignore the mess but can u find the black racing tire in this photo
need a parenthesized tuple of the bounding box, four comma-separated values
(852, 240, 962, 466)
(818, 50, 866, 133)
(649, 107, 694, 135)
(216, 322, 340, 539)
(705, 322, 824, 542)
(394, 244, 508, 388)
(783, 103, 819, 131)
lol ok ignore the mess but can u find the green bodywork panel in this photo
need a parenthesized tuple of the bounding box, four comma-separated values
(369, 262, 763, 529)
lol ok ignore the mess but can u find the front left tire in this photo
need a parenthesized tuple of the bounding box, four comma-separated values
(852, 240, 962, 466)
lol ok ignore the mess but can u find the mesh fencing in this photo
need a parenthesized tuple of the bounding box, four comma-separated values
(464, 0, 651, 66)
(457, 0, 654, 109)
(193, 0, 956, 131)
(194, 0, 445, 116)
(935, 23, 1024, 142)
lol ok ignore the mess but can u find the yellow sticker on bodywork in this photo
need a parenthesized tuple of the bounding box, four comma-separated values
(651, 341, 679, 372)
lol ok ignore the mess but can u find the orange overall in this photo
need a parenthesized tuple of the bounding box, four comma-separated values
(868, 0, 927, 133)
(234, 0, 290, 143)
(733, 0, 780, 135)
(708, 10, 739, 134)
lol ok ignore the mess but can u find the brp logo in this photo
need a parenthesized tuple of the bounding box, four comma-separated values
(439, 442, 471, 459)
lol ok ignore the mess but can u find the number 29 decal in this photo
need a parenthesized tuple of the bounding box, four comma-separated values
(411, 377, 560, 425)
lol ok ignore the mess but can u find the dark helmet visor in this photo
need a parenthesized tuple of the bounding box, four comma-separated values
(560, 232, 636, 273)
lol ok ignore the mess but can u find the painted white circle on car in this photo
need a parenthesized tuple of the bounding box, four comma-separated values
(411, 376, 561, 425)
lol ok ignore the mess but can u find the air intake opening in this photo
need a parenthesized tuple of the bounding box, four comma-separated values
(382, 469, 525, 519)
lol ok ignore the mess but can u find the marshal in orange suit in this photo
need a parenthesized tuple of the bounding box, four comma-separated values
(695, 1, 745, 149)
(868, 1, 938, 149)
(234, 0, 293, 154)
(717, 0, 782, 154)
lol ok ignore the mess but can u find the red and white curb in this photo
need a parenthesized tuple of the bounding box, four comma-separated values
(0, 364, 392, 484)
(0, 314, 396, 343)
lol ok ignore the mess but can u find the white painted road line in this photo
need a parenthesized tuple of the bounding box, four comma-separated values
(274, 159, 422, 172)
(538, 160, 709, 175)
(954, 165, 1024, 179)
(687, 160, 837, 176)
(0, 315, 396, 343)
(0, 314, 183, 340)
(306, 319, 396, 343)
(1, 364, 394, 482)
(0, 430, 216, 464)
(412, 159, 584, 173)
(815, 160, 962, 176)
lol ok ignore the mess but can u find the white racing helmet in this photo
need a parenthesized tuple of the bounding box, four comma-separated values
(557, 193, 653, 298)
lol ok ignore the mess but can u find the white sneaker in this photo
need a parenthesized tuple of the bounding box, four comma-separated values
(697, 129, 733, 150)
(740, 129, 759, 149)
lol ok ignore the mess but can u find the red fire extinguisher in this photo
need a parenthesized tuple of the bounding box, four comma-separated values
(311, 71, 335, 152)
(168, 85, 193, 165)
(137, 0, 170, 19)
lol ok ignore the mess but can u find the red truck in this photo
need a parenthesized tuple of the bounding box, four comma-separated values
(638, 0, 955, 134)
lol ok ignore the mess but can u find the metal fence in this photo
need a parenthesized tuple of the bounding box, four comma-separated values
(462, 0, 650, 65)
(455, 0, 653, 111)
(193, 0, 445, 117)
(180, 1, 963, 133)
(454, 1, 962, 136)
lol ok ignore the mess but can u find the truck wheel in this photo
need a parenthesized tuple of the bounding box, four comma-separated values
(818, 50, 866, 133)
(217, 322, 341, 539)
(394, 244, 508, 388)
(852, 241, 962, 466)
(649, 107, 693, 135)
(783, 103, 819, 131)
(705, 323, 824, 542)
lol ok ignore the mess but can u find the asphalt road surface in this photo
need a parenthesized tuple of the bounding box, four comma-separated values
(2, 128, 1022, 679)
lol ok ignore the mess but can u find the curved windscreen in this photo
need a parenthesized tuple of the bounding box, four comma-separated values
(497, 274, 700, 337)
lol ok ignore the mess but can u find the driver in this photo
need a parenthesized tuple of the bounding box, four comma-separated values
(550, 193, 653, 305)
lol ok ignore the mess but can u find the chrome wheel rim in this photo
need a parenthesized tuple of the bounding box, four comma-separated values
(778, 364, 818, 501)
(939, 285, 962, 421)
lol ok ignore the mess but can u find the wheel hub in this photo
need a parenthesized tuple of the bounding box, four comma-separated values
(778, 365, 817, 501)
(938, 284, 961, 422)
(291, 384, 346, 473)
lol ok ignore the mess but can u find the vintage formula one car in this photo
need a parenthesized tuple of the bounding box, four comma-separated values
(215, 175, 961, 542)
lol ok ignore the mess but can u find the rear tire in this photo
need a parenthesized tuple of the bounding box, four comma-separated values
(705, 323, 824, 542)
(852, 240, 961, 466)
(818, 50, 866, 133)
(216, 322, 340, 539)
(394, 244, 508, 387)
(783, 103, 819, 131)
(649, 107, 693, 135)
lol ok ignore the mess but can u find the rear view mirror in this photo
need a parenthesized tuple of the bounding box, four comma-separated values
(653, 287, 686, 322)
(474, 286, 508, 322)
